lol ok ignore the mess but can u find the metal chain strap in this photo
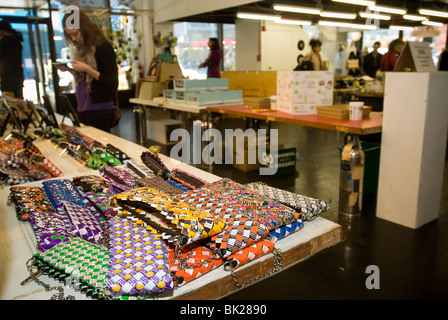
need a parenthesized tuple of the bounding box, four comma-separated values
(226, 247, 283, 289)
(173, 237, 222, 271)
(22, 258, 75, 300)
(172, 237, 223, 289)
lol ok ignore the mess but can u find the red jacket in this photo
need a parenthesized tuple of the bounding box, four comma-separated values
(380, 50, 400, 71)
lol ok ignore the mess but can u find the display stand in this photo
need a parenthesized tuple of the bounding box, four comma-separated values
(0, 124, 343, 300)
(376, 72, 448, 229)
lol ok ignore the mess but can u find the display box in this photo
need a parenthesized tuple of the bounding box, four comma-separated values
(220, 90, 243, 104)
(185, 91, 222, 106)
(163, 89, 174, 101)
(147, 118, 185, 145)
(208, 78, 229, 90)
(277, 71, 334, 115)
(243, 97, 271, 109)
(137, 81, 166, 100)
(174, 90, 187, 103)
(261, 147, 297, 175)
(174, 79, 208, 91)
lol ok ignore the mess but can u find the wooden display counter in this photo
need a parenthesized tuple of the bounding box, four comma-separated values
(0, 125, 343, 300)
(207, 104, 383, 136)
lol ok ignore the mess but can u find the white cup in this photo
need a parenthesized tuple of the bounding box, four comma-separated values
(349, 101, 364, 120)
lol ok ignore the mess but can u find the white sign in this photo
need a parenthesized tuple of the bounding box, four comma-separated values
(394, 42, 436, 72)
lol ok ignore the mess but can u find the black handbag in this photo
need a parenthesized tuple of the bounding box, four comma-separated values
(294, 59, 314, 71)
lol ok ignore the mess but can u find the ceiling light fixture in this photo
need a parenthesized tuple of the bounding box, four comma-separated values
(318, 20, 377, 30)
(236, 12, 281, 21)
(275, 19, 312, 25)
(350, 23, 378, 30)
(332, 0, 375, 7)
(320, 11, 357, 19)
(390, 25, 414, 31)
(273, 4, 321, 15)
(418, 9, 448, 18)
(422, 20, 444, 27)
(368, 5, 406, 15)
(403, 14, 427, 21)
(318, 20, 353, 28)
(359, 11, 391, 20)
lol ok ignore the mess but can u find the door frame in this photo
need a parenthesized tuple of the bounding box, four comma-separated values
(0, 12, 60, 110)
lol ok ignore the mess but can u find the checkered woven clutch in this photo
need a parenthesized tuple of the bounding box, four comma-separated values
(245, 182, 330, 221)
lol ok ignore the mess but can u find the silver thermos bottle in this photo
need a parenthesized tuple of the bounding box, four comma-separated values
(339, 134, 365, 216)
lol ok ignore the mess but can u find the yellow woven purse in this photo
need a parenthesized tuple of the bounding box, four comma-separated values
(109, 187, 226, 246)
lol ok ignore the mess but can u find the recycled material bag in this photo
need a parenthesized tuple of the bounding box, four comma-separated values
(170, 168, 207, 190)
(73, 175, 111, 193)
(245, 182, 330, 221)
(176, 178, 298, 231)
(109, 187, 227, 247)
(105, 217, 173, 296)
(42, 179, 85, 209)
(57, 201, 104, 245)
(8, 186, 70, 250)
(167, 244, 224, 287)
(31, 237, 111, 299)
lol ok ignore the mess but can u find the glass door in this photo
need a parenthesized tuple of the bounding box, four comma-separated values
(0, 14, 58, 108)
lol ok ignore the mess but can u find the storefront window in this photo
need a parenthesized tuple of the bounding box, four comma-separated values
(404, 24, 447, 67)
(50, 1, 139, 91)
(223, 24, 236, 72)
(360, 29, 400, 55)
(173, 22, 235, 79)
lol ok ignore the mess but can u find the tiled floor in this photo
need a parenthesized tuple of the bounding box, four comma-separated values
(112, 105, 448, 300)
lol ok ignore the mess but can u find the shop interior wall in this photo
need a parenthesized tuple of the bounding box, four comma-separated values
(136, 0, 347, 77)
(259, 21, 337, 72)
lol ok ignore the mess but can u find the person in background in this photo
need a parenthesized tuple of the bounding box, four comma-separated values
(301, 38, 324, 71)
(438, 49, 448, 71)
(346, 41, 361, 77)
(0, 20, 24, 98)
(59, 10, 118, 133)
(380, 38, 405, 72)
(199, 38, 222, 78)
(362, 41, 383, 78)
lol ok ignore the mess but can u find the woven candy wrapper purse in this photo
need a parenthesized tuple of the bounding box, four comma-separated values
(140, 175, 185, 196)
(170, 168, 207, 190)
(123, 159, 156, 179)
(245, 182, 330, 221)
(175, 178, 299, 258)
(57, 201, 105, 245)
(27, 237, 111, 300)
(73, 175, 111, 193)
(8, 186, 71, 250)
(167, 244, 224, 287)
(24, 222, 174, 300)
(179, 178, 299, 230)
(42, 179, 85, 209)
(141, 151, 170, 179)
(110, 187, 227, 247)
(175, 179, 305, 287)
(83, 192, 117, 222)
(106, 216, 173, 297)
(100, 166, 141, 191)
(106, 143, 131, 162)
